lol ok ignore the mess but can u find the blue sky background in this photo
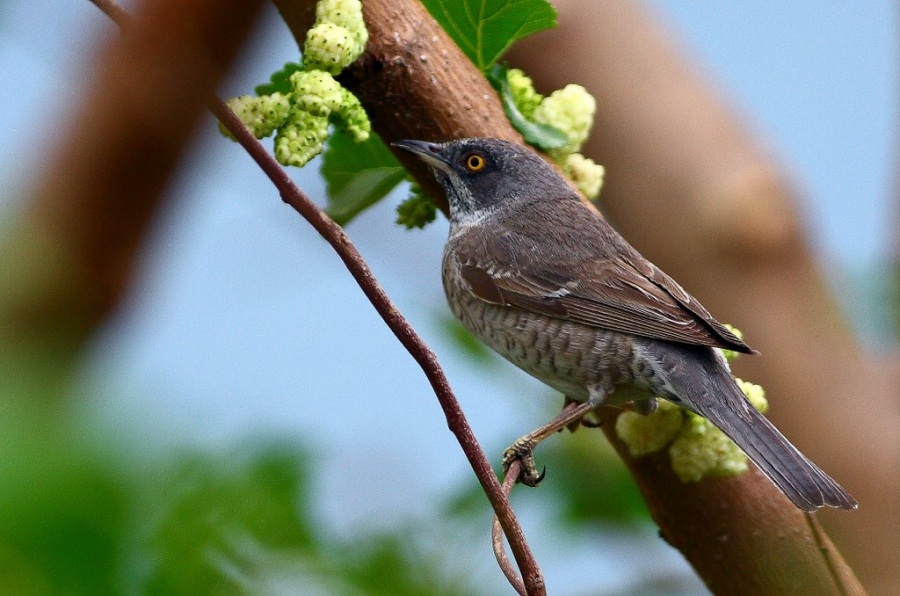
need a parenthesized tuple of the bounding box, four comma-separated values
(0, 2, 896, 594)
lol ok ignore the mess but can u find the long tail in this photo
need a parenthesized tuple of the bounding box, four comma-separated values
(661, 345, 857, 511)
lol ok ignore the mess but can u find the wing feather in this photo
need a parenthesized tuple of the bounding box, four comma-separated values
(455, 198, 755, 353)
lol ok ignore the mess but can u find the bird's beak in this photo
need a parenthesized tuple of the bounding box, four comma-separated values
(392, 140, 453, 173)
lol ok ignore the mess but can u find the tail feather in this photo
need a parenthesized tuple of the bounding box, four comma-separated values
(699, 392, 857, 511)
(664, 347, 857, 511)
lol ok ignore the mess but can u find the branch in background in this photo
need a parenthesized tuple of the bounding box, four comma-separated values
(0, 0, 266, 392)
(509, 1, 898, 591)
(270, 0, 868, 592)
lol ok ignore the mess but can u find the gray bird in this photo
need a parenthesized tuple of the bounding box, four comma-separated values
(394, 137, 856, 512)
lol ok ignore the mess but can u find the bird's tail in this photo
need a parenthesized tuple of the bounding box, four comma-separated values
(664, 346, 857, 511)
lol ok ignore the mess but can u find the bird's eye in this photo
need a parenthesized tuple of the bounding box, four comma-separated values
(464, 153, 486, 172)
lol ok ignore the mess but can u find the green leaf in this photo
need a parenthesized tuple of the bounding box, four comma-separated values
(420, 0, 557, 70)
(135, 443, 316, 594)
(321, 131, 407, 226)
(486, 63, 568, 150)
(254, 62, 303, 96)
(540, 433, 650, 526)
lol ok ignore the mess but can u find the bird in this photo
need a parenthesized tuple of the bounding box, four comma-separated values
(393, 137, 857, 512)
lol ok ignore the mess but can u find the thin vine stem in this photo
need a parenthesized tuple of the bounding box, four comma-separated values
(88, 0, 545, 593)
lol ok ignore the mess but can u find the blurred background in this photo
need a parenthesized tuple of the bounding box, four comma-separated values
(0, 1, 896, 594)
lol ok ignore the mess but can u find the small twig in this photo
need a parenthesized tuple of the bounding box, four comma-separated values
(210, 96, 545, 596)
(805, 513, 851, 596)
(88, 1, 545, 593)
(493, 461, 527, 596)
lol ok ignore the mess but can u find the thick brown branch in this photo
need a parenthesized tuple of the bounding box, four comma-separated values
(273, 0, 521, 213)
(271, 0, 870, 592)
(509, 1, 896, 591)
(597, 408, 864, 594)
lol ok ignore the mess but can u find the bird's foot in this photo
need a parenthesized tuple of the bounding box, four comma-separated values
(502, 399, 596, 487)
(502, 440, 546, 487)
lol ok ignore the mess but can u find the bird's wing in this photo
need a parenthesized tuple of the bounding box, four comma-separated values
(457, 204, 754, 353)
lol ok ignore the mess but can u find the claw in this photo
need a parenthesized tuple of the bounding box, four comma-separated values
(503, 442, 545, 487)
(519, 461, 546, 487)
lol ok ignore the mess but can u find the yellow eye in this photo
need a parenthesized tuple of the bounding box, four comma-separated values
(464, 153, 486, 172)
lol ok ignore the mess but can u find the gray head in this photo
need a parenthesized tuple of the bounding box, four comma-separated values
(393, 138, 570, 223)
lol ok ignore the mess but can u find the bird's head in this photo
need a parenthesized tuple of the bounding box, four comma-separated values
(393, 138, 564, 224)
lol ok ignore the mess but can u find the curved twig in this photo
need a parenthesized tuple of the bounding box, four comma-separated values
(493, 461, 528, 596)
(210, 95, 545, 596)
(88, 1, 545, 593)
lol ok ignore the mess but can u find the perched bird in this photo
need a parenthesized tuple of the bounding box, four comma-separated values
(393, 137, 856, 511)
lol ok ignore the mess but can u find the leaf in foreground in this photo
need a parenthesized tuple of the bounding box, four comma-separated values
(486, 63, 568, 150)
(322, 132, 407, 226)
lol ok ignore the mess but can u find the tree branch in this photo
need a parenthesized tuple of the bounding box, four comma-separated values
(509, 1, 896, 591)
(271, 0, 868, 592)
(596, 409, 864, 594)
(0, 0, 267, 395)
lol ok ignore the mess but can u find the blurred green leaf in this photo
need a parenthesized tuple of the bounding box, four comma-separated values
(254, 62, 303, 96)
(890, 259, 899, 339)
(486, 63, 568, 150)
(338, 533, 473, 596)
(134, 443, 315, 594)
(420, 0, 557, 70)
(0, 399, 129, 595)
(541, 431, 650, 526)
(322, 132, 407, 226)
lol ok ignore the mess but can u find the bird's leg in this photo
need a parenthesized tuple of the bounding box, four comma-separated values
(502, 398, 597, 487)
(563, 395, 602, 430)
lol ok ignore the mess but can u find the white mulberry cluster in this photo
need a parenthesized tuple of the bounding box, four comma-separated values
(507, 70, 603, 199)
(219, 0, 371, 168)
(615, 361, 769, 484)
(665, 378, 767, 483)
(304, 0, 368, 74)
(271, 70, 369, 166)
(274, 109, 330, 168)
(506, 68, 543, 119)
(668, 413, 749, 483)
(219, 93, 290, 140)
(614, 401, 684, 457)
(563, 153, 605, 201)
(290, 70, 344, 116)
(736, 378, 768, 413)
(334, 87, 370, 142)
(532, 84, 596, 159)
